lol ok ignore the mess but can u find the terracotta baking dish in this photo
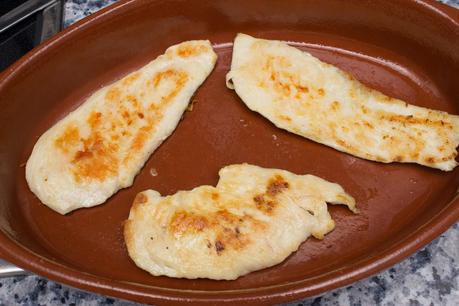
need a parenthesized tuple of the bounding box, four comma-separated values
(0, 0, 458, 304)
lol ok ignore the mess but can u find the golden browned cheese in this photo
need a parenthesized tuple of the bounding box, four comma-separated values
(26, 40, 217, 214)
(52, 68, 188, 183)
(124, 164, 356, 280)
(226, 34, 459, 171)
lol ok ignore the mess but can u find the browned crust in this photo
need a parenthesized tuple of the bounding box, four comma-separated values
(53, 67, 189, 183)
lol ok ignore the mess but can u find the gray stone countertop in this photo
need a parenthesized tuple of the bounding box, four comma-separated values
(1, 0, 458, 305)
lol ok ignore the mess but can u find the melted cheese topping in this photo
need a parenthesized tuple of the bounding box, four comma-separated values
(226, 34, 459, 171)
(124, 164, 356, 280)
(26, 40, 217, 214)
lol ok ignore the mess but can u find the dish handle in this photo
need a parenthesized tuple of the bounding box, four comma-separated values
(0, 259, 27, 277)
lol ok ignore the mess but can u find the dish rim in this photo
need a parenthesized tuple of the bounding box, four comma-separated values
(0, 0, 458, 304)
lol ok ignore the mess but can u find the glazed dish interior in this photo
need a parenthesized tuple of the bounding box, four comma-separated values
(0, 0, 458, 302)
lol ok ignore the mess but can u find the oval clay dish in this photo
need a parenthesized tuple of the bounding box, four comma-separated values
(0, 0, 458, 304)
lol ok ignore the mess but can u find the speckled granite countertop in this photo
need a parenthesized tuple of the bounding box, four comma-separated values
(1, 1, 458, 305)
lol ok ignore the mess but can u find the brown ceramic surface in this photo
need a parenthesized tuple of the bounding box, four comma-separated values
(0, 0, 458, 304)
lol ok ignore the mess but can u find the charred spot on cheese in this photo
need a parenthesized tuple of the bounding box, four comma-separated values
(266, 175, 289, 196)
(169, 211, 209, 237)
(252, 175, 289, 214)
(214, 224, 251, 253)
(235, 227, 241, 235)
(253, 195, 276, 214)
(168, 208, 255, 252)
(215, 240, 225, 254)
